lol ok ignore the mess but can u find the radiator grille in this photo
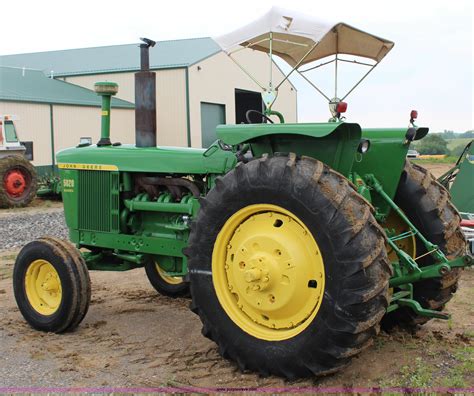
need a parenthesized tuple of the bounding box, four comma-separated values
(78, 171, 120, 233)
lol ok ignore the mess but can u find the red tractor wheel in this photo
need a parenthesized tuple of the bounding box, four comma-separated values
(0, 155, 38, 208)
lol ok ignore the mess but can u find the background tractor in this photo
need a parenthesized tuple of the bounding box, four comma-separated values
(439, 140, 474, 254)
(13, 8, 472, 379)
(0, 115, 38, 208)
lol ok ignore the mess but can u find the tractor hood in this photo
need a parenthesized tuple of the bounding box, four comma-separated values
(56, 144, 236, 174)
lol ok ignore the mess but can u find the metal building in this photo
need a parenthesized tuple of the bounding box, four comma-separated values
(0, 38, 297, 150)
(0, 66, 134, 173)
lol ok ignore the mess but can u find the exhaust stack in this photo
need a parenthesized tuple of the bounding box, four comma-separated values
(135, 37, 157, 147)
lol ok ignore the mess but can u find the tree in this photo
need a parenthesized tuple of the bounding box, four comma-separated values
(417, 134, 449, 155)
(450, 143, 468, 158)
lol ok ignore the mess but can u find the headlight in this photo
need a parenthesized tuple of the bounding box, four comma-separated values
(358, 139, 371, 154)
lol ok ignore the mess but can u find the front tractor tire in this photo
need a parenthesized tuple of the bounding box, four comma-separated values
(13, 237, 91, 333)
(0, 155, 38, 208)
(145, 260, 189, 297)
(382, 161, 466, 330)
(187, 155, 392, 379)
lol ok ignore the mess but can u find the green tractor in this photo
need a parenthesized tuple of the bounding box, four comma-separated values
(439, 140, 474, 254)
(13, 8, 472, 379)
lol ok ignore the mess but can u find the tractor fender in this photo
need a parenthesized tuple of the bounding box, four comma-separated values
(217, 122, 362, 177)
(216, 122, 357, 145)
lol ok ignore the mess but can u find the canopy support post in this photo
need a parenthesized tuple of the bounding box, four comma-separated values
(295, 69, 331, 102)
(227, 54, 266, 91)
(269, 32, 273, 91)
(275, 42, 318, 90)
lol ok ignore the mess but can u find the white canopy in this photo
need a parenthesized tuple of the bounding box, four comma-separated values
(214, 7, 394, 67)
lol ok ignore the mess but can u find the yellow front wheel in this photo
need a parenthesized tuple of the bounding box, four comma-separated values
(144, 259, 189, 297)
(25, 259, 62, 316)
(13, 237, 91, 333)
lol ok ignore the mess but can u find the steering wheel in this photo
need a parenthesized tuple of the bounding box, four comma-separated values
(245, 110, 274, 124)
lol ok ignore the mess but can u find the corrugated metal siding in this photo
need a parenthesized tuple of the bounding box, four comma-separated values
(68, 69, 188, 147)
(155, 69, 188, 147)
(0, 66, 133, 108)
(66, 72, 136, 103)
(0, 38, 220, 77)
(53, 105, 135, 153)
(0, 101, 52, 166)
(188, 51, 297, 148)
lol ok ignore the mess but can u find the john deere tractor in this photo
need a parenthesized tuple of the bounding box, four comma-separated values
(13, 8, 472, 379)
(0, 115, 37, 208)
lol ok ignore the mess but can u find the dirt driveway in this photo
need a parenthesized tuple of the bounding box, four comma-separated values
(0, 163, 472, 391)
(1, 257, 472, 391)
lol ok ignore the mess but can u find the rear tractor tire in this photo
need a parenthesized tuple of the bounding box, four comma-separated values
(382, 161, 466, 330)
(187, 154, 392, 379)
(13, 237, 91, 333)
(145, 259, 189, 297)
(0, 154, 38, 208)
(382, 161, 467, 330)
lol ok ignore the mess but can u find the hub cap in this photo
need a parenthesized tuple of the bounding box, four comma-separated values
(4, 169, 27, 197)
(383, 211, 416, 262)
(25, 259, 62, 315)
(212, 204, 325, 341)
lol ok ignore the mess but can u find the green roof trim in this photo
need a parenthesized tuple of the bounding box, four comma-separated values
(0, 66, 134, 108)
(0, 37, 221, 77)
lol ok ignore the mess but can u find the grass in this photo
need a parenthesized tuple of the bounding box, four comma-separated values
(399, 357, 434, 388)
(378, 356, 434, 388)
(446, 138, 472, 151)
(411, 156, 457, 165)
(441, 346, 473, 388)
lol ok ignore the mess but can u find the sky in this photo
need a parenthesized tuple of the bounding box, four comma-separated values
(1, 0, 472, 132)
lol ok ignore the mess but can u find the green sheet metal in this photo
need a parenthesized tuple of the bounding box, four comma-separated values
(57, 144, 236, 174)
(218, 122, 361, 177)
(450, 141, 474, 213)
(217, 122, 344, 145)
(352, 128, 411, 215)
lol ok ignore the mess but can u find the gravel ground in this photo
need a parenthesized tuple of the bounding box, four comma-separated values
(0, 209, 68, 251)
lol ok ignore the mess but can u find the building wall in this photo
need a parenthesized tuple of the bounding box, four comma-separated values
(64, 73, 136, 103)
(188, 50, 297, 148)
(0, 100, 134, 168)
(52, 105, 135, 154)
(65, 53, 298, 149)
(66, 69, 188, 147)
(154, 69, 188, 147)
(0, 101, 52, 166)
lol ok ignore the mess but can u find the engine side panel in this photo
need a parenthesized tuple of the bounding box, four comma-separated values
(352, 128, 411, 215)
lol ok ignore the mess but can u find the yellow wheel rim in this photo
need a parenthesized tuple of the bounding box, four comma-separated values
(382, 211, 417, 262)
(212, 204, 325, 341)
(25, 259, 62, 316)
(156, 264, 184, 285)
